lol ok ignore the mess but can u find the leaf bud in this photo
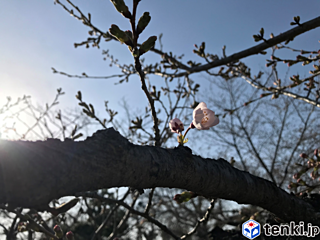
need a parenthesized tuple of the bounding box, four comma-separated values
(139, 36, 157, 55)
(137, 12, 151, 35)
(253, 34, 261, 42)
(110, 0, 132, 18)
(109, 25, 133, 47)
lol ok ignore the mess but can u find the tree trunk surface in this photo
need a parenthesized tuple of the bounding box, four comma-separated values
(0, 128, 318, 224)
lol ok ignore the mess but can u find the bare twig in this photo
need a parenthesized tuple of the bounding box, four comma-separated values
(144, 188, 155, 214)
(79, 192, 179, 240)
(180, 199, 216, 239)
(91, 189, 130, 240)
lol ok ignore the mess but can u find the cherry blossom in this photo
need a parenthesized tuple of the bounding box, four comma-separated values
(192, 102, 219, 130)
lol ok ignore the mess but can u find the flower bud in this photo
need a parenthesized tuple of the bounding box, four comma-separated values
(307, 161, 314, 168)
(173, 194, 182, 203)
(288, 182, 297, 190)
(169, 118, 184, 133)
(300, 153, 308, 158)
(66, 231, 75, 240)
(314, 149, 319, 157)
(293, 173, 299, 179)
(311, 172, 315, 179)
(54, 225, 63, 238)
(17, 222, 28, 232)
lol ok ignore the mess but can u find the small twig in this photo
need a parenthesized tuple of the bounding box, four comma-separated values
(107, 191, 140, 240)
(242, 75, 320, 108)
(51, 67, 127, 80)
(78, 192, 179, 240)
(13, 210, 58, 240)
(144, 188, 155, 214)
(129, 3, 161, 147)
(91, 189, 130, 240)
(180, 199, 216, 239)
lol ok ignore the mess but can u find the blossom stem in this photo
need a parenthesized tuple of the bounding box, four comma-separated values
(182, 126, 192, 140)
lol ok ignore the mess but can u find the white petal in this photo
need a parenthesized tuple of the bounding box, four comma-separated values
(195, 102, 207, 110)
(193, 110, 204, 123)
(192, 119, 203, 129)
(212, 116, 219, 126)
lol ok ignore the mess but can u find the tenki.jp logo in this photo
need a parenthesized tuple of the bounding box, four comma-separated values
(242, 220, 261, 239)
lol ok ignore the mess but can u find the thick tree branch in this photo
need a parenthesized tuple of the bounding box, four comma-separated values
(155, 16, 320, 78)
(0, 128, 319, 224)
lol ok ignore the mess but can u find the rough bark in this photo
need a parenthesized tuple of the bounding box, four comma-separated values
(0, 128, 318, 224)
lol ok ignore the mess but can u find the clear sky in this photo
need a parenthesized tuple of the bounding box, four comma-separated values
(0, 0, 319, 140)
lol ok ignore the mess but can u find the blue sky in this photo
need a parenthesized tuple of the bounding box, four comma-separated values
(0, 0, 319, 139)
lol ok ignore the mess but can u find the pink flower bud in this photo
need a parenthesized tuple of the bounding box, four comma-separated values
(169, 118, 184, 133)
(310, 171, 317, 180)
(173, 194, 182, 204)
(66, 231, 75, 240)
(314, 149, 319, 157)
(192, 102, 219, 130)
(300, 153, 308, 158)
(53, 225, 61, 232)
(54, 225, 63, 238)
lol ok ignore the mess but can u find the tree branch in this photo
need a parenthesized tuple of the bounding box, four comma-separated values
(0, 128, 319, 224)
(155, 16, 320, 78)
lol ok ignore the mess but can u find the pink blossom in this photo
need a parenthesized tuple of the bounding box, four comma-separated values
(66, 231, 75, 240)
(192, 102, 219, 130)
(169, 118, 184, 133)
